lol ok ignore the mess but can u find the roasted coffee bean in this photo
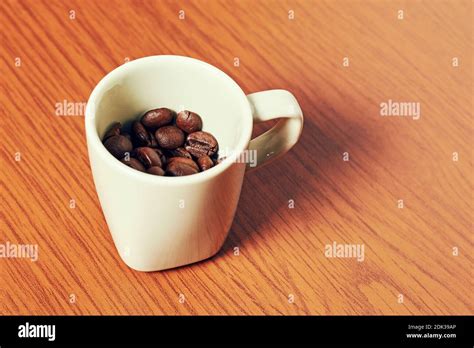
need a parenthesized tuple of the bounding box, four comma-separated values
(154, 148, 167, 166)
(167, 156, 199, 169)
(148, 131, 158, 148)
(132, 121, 151, 146)
(120, 157, 145, 172)
(176, 110, 202, 133)
(104, 135, 133, 159)
(166, 157, 199, 176)
(103, 122, 121, 141)
(167, 156, 198, 168)
(197, 155, 214, 171)
(147, 166, 165, 176)
(185, 131, 218, 157)
(135, 147, 163, 168)
(106, 107, 223, 176)
(167, 147, 192, 159)
(141, 108, 174, 129)
(155, 126, 185, 149)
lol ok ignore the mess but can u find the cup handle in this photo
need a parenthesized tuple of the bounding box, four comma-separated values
(246, 89, 304, 170)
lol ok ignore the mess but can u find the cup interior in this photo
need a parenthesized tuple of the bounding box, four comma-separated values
(89, 56, 252, 159)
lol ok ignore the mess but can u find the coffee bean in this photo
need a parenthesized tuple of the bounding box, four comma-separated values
(166, 157, 199, 176)
(148, 131, 158, 148)
(197, 155, 214, 171)
(155, 126, 185, 149)
(176, 110, 202, 133)
(132, 121, 151, 147)
(120, 157, 145, 172)
(141, 108, 174, 129)
(154, 148, 167, 166)
(103, 122, 121, 141)
(167, 156, 199, 170)
(167, 147, 192, 159)
(104, 135, 133, 159)
(185, 131, 218, 157)
(147, 166, 165, 176)
(106, 107, 223, 176)
(135, 147, 163, 168)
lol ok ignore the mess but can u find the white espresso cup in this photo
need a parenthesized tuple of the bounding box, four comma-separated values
(85, 55, 303, 271)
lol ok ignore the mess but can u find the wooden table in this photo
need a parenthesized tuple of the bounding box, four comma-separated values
(1, 0, 472, 315)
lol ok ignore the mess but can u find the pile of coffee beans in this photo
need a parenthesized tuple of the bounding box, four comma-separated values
(102, 108, 222, 176)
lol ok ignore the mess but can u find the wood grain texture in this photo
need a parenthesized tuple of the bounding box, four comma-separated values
(0, 0, 472, 315)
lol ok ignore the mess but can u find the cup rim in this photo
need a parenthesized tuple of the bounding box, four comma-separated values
(85, 55, 253, 185)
